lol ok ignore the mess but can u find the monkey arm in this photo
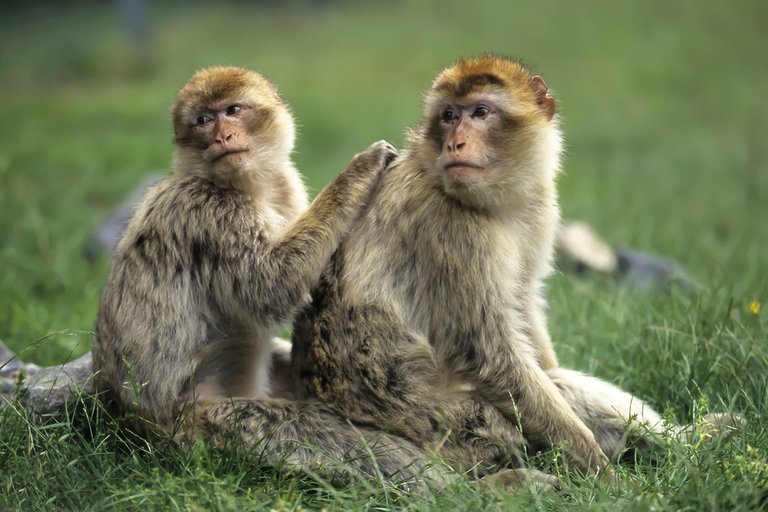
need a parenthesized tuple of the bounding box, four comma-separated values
(469, 329, 609, 475)
(526, 295, 559, 370)
(223, 141, 396, 323)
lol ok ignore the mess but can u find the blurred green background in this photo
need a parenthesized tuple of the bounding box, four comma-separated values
(2, 2, 768, 509)
(1, 0, 766, 369)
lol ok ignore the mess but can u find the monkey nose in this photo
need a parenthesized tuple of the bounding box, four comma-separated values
(216, 133, 234, 145)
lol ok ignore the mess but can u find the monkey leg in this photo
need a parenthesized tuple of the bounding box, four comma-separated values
(293, 299, 527, 475)
(674, 412, 745, 443)
(434, 398, 530, 477)
(545, 367, 665, 459)
(547, 368, 746, 462)
(269, 337, 295, 399)
(177, 397, 447, 490)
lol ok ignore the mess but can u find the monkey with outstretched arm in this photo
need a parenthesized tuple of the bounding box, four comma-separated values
(91, 67, 443, 486)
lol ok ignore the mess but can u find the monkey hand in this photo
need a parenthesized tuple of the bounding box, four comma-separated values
(565, 429, 612, 478)
(320, 140, 399, 220)
(351, 139, 399, 175)
(335, 140, 398, 206)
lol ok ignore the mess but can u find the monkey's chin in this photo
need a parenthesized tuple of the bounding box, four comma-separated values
(215, 151, 250, 167)
(444, 165, 487, 185)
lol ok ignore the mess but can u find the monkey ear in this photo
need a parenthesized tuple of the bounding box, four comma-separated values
(531, 75, 556, 120)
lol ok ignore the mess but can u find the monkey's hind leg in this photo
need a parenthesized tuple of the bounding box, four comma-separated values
(430, 396, 533, 477)
(178, 397, 447, 490)
(294, 299, 529, 478)
(546, 367, 666, 459)
(548, 368, 746, 463)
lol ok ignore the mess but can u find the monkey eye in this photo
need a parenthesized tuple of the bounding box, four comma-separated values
(472, 105, 490, 118)
(195, 114, 213, 126)
(441, 108, 458, 124)
(225, 104, 242, 116)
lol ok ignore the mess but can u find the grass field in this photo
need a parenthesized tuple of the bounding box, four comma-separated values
(1, 0, 767, 509)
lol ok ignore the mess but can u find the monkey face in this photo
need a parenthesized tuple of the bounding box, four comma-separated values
(170, 67, 296, 182)
(418, 56, 563, 211)
(191, 102, 254, 168)
(433, 94, 505, 186)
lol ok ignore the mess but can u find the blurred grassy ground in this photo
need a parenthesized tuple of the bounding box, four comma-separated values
(1, 0, 765, 364)
(0, 1, 768, 404)
(0, 1, 767, 509)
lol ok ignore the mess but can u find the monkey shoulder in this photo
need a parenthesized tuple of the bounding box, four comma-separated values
(128, 175, 272, 255)
(366, 162, 444, 233)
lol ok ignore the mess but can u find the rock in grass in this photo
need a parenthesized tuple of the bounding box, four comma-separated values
(557, 221, 699, 292)
(0, 340, 95, 415)
(83, 173, 164, 260)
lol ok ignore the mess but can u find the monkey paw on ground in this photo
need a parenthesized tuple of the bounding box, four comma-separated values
(480, 468, 560, 494)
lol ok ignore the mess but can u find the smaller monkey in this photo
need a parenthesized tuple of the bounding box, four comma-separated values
(91, 66, 397, 432)
(293, 56, 665, 478)
(91, 67, 443, 486)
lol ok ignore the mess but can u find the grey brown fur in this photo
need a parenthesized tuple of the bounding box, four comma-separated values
(292, 56, 667, 478)
(91, 67, 440, 484)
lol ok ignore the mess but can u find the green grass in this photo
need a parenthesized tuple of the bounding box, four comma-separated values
(1, 0, 767, 509)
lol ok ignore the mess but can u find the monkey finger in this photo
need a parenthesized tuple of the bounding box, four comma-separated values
(370, 139, 398, 166)
(350, 140, 394, 170)
(382, 143, 399, 167)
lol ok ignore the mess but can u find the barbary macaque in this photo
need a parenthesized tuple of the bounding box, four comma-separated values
(292, 55, 666, 477)
(90, 67, 440, 485)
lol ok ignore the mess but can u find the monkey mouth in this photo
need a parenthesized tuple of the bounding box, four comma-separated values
(211, 149, 250, 163)
(443, 161, 486, 183)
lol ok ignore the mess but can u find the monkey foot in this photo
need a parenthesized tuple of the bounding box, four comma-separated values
(677, 412, 746, 443)
(480, 468, 559, 494)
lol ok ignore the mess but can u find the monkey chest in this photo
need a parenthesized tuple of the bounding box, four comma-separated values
(406, 249, 518, 347)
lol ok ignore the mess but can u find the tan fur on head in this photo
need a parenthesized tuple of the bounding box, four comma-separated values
(409, 55, 563, 213)
(171, 66, 296, 187)
(172, 66, 288, 138)
(425, 56, 543, 118)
